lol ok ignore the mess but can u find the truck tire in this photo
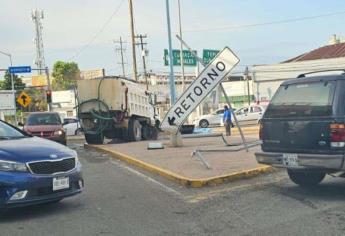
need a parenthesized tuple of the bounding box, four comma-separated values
(142, 125, 151, 140)
(287, 169, 325, 187)
(149, 127, 158, 140)
(128, 119, 142, 142)
(85, 132, 104, 144)
(121, 128, 129, 141)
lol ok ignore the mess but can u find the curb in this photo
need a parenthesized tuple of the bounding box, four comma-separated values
(67, 135, 85, 141)
(85, 144, 275, 188)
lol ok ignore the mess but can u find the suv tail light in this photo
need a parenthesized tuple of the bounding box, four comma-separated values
(330, 123, 345, 148)
(259, 122, 264, 140)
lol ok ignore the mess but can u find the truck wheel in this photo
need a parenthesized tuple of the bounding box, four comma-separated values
(85, 132, 104, 144)
(142, 125, 150, 140)
(149, 127, 158, 140)
(287, 169, 325, 187)
(128, 119, 142, 142)
(121, 128, 129, 141)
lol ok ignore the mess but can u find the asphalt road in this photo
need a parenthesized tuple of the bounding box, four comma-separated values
(2, 140, 345, 235)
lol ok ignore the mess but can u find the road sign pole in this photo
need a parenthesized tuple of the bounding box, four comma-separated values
(177, 0, 186, 91)
(165, 0, 180, 147)
(165, 0, 176, 105)
(9, 56, 17, 125)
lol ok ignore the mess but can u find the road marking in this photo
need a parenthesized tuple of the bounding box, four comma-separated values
(111, 158, 285, 204)
(110, 160, 184, 199)
(185, 177, 285, 203)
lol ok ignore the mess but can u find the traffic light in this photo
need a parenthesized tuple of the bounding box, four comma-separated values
(46, 90, 52, 103)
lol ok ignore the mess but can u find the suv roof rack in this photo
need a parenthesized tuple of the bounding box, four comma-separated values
(297, 69, 345, 78)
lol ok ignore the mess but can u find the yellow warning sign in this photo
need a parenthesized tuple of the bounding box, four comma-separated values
(17, 91, 32, 108)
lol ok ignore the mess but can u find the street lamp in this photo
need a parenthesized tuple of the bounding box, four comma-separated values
(0, 50, 17, 123)
(0, 50, 14, 91)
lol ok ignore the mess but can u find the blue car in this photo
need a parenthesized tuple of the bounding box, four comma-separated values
(0, 120, 83, 209)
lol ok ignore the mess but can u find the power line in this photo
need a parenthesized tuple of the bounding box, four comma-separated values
(68, 0, 125, 61)
(183, 10, 345, 33)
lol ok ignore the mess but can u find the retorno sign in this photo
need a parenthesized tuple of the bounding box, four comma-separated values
(160, 47, 240, 134)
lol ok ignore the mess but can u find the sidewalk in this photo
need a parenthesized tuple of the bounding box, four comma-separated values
(86, 132, 275, 188)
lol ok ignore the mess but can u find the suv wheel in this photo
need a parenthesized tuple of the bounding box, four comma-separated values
(287, 169, 325, 187)
(199, 119, 209, 128)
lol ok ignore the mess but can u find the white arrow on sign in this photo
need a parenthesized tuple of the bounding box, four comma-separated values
(160, 47, 240, 134)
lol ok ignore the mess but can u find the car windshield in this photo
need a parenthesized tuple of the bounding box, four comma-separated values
(27, 113, 61, 125)
(265, 81, 335, 118)
(0, 121, 27, 139)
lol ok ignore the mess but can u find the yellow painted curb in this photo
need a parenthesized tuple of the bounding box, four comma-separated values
(85, 144, 275, 188)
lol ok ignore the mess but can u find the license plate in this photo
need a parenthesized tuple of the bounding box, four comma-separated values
(53, 177, 70, 191)
(282, 153, 299, 167)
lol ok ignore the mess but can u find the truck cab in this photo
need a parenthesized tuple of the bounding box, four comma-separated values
(255, 72, 345, 187)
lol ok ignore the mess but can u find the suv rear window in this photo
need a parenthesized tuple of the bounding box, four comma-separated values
(265, 81, 335, 118)
(27, 113, 61, 125)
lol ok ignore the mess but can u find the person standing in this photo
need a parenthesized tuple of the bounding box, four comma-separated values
(223, 105, 232, 136)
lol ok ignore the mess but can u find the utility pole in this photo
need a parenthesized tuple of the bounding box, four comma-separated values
(128, 0, 138, 81)
(135, 34, 148, 90)
(244, 66, 251, 106)
(31, 9, 46, 75)
(114, 37, 126, 77)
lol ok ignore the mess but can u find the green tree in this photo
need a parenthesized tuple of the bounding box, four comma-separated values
(52, 61, 80, 91)
(0, 70, 25, 90)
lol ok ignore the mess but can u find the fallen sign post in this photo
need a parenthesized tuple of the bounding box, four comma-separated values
(160, 47, 240, 134)
(176, 34, 248, 152)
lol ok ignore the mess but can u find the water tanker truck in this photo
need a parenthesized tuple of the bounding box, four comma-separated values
(77, 76, 159, 144)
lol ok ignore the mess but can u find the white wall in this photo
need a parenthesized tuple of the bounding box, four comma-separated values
(222, 80, 253, 97)
(52, 90, 76, 118)
(253, 57, 345, 102)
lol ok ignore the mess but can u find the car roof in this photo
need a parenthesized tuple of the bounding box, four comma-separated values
(281, 74, 345, 86)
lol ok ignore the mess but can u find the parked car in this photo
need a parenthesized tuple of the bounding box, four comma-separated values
(23, 112, 66, 145)
(230, 105, 266, 126)
(0, 119, 83, 209)
(194, 105, 265, 128)
(193, 108, 225, 128)
(63, 118, 83, 136)
(256, 71, 345, 187)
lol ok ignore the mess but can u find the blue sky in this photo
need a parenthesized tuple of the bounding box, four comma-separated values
(1, 0, 345, 77)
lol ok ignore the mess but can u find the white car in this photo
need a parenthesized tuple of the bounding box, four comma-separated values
(63, 118, 83, 136)
(195, 105, 266, 128)
(226, 105, 266, 126)
(194, 108, 225, 128)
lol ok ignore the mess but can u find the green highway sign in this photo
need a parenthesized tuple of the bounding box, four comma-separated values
(202, 49, 220, 65)
(164, 49, 197, 67)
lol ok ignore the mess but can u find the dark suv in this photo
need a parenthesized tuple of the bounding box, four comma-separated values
(255, 72, 345, 187)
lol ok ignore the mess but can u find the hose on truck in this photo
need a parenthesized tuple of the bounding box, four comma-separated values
(76, 78, 115, 136)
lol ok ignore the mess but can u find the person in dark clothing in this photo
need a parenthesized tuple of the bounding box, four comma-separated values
(223, 105, 232, 136)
